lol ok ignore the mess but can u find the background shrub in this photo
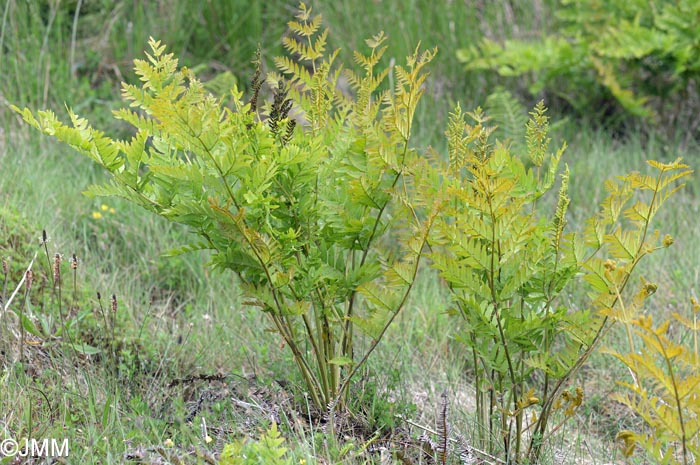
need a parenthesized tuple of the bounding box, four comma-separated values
(457, 0, 700, 136)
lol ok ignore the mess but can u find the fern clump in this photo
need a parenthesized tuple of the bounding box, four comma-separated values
(12, 3, 437, 412)
(421, 101, 691, 462)
(9, 4, 694, 461)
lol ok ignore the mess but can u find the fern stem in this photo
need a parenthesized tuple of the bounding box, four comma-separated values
(655, 330, 688, 465)
(341, 45, 426, 358)
(271, 312, 324, 408)
(485, 182, 520, 452)
(336, 218, 431, 404)
(301, 311, 330, 405)
(190, 132, 328, 405)
(340, 126, 409, 371)
(470, 336, 486, 449)
(694, 311, 698, 364)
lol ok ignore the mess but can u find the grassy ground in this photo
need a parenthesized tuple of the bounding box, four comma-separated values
(1, 1, 698, 464)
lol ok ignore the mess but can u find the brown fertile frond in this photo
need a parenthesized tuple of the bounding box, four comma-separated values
(268, 80, 293, 140)
(437, 390, 449, 465)
(248, 45, 263, 114)
(282, 119, 296, 146)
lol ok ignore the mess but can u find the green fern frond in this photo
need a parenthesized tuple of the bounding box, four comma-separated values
(485, 87, 528, 152)
(552, 165, 570, 251)
(606, 292, 700, 464)
(282, 28, 328, 62)
(289, 2, 321, 34)
(525, 101, 550, 167)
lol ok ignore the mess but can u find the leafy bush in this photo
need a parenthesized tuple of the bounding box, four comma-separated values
(421, 101, 691, 462)
(457, 0, 700, 126)
(12, 4, 436, 412)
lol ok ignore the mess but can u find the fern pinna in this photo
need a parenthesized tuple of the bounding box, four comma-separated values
(609, 301, 700, 464)
(12, 3, 438, 412)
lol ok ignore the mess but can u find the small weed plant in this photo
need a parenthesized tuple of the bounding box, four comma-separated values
(219, 423, 303, 465)
(0, 210, 109, 367)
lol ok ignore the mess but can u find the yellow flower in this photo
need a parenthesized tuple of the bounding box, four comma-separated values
(101, 204, 109, 211)
(92, 211, 103, 220)
(164, 438, 174, 448)
(109, 208, 116, 214)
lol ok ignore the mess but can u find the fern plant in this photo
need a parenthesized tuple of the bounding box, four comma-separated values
(11, 3, 438, 412)
(423, 101, 691, 463)
(219, 423, 301, 465)
(607, 296, 700, 464)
